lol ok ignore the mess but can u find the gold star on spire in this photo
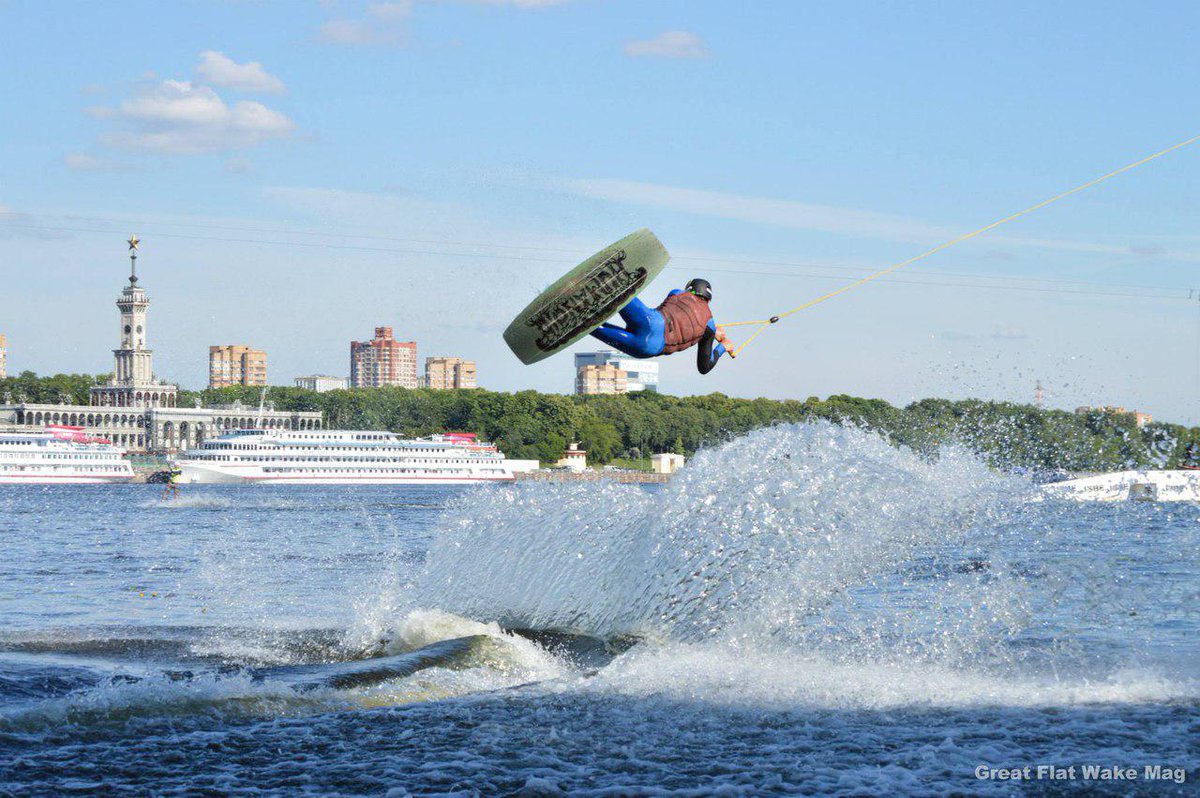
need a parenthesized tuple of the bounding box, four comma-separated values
(127, 234, 140, 252)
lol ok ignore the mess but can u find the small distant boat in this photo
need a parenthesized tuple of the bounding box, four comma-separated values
(1043, 469, 1200, 502)
(0, 425, 135, 484)
(174, 429, 515, 485)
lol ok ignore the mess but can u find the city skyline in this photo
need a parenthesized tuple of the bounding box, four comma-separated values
(0, 236, 319, 452)
(1, 3, 1198, 421)
(0, 238, 486, 395)
(0, 230, 1195, 421)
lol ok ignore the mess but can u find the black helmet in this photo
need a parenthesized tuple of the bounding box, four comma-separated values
(686, 278, 712, 301)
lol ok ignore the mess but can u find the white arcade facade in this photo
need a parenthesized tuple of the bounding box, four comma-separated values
(0, 403, 321, 452)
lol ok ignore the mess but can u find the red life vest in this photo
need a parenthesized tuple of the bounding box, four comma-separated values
(657, 292, 713, 354)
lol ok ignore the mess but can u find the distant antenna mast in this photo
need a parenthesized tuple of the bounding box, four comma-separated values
(256, 387, 268, 428)
(1035, 380, 1045, 408)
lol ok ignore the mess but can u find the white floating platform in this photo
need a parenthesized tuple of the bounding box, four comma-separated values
(1043, 469, 1200, 502)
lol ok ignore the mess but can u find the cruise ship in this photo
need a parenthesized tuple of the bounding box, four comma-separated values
(174, 429, 515, 485)
(0, 426, 135, 484)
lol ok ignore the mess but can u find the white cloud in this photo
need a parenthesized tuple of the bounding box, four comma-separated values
(319, 0, 567, 46)
(319, 2, 412, 46)
(568, 178, 950, 243)
(567, 177, 1200, 262)
(100, 79, 294, 155)
(120, 80, 229, 125)
(196, 51, 285, 93)
(990, 233, 1198, 261)
(64, 152, 135, 172)
(624, 30, 708, 59)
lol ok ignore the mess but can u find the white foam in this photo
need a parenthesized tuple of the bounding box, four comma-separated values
(583, 642, 1200, 711)
(385, 608, 569, 682)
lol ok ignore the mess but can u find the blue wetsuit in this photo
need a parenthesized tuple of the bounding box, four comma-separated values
(591, 290, 727, 373)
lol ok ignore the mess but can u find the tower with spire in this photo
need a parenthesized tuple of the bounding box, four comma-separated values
(89, 236, 179, 409)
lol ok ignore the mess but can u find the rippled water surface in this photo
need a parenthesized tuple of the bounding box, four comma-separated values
(1, 424, 1197, 795)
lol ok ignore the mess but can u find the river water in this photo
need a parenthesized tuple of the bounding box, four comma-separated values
(1, 424, 1196, 795)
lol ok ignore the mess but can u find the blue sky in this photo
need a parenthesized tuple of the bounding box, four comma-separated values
(2, 1, 1199, 421)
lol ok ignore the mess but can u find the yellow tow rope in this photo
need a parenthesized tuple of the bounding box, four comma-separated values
(721, 134, 1200, 358)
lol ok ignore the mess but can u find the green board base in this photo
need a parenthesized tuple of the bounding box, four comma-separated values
(503, 228, 670, 365)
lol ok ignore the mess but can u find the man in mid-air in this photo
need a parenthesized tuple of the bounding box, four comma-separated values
(590, 278, 729, 374)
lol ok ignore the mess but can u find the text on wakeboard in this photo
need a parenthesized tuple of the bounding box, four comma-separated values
(527, 250, 648, 351)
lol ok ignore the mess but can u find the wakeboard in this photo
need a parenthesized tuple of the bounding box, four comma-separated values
(503, 228, 670, 365)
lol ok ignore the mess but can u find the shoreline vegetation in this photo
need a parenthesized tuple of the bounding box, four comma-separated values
(3, 371, 1194, 472)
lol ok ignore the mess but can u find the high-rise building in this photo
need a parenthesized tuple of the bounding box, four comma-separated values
(89, 235, 179, 408)
(209, 345, 268, 388)
(576, 363, 628, 395)
(0, 333, 6, 379)
(425, 357, 477, 390)
(574, 351, 659, 393)
(294, 375, 349, 393)
(350, 326, 418, 388)
(1074, 405, 1153, 428)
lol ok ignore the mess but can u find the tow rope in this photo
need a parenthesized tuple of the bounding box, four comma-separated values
(721, 134, 1200, 358)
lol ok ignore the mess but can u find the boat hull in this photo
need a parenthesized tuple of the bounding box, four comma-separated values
(0, 474, 135, 485)
(0, 428, 134, 485)
(178, 463, 513, 486)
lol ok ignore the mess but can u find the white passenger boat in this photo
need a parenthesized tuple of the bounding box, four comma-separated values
(174, 429, 515, 485)
(0, 426, 135, 484)
(1042, 469, 1200, 502)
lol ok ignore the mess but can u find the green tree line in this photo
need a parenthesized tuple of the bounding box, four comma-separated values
(0, 371, 106, 406)
(4, 371, 1195, 471)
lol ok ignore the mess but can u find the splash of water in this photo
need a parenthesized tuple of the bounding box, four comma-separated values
(414, 423, 1025, 643)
